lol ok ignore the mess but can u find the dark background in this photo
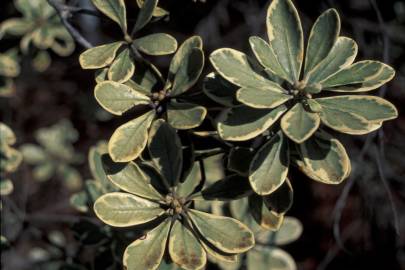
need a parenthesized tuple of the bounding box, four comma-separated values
(1, 0, 405, 269)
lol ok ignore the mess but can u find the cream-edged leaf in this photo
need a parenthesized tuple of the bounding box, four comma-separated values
(167, 101, 206, 130)
(266, 0, 304, 83)
(94, 192, 164, 227)
(94, 81, 150, 115)
(281, 102, 320, 143)
(134, 33, 178, 56)
(79, 42, 124, 69)
(107, 48, 135, 83)
(91, 0, 127, 34)
(108, 110, 155, 162)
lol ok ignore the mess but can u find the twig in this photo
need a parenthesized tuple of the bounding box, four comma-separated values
(47, 0, 93, 49)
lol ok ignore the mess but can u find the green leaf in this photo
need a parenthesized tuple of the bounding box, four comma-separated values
(107, 48, 135, 83)
(124, 219, 171, 270)
(103, 161, 163, 201)
(133, 0, 158, 33)
(148, 120, 182, 186)
(70, 190, 89, 212)
(32, 162, 55, 182)
(168, 36, 203, 84)
(197, 174, 251, 201)
(171, 48, 204, 96)
(94, 81, 150, 115)
(177, 162, 201, 198)
(249, 131, 289, 195)
(281, 102, 320, 143)
(209, 48, 283, 90)
(134, 33, 178, 56)
(272, 216, 303, 245)
(297, 130, 351, 184)
(263, 178, 293, 214)
(217, 105, 287, 141)
(91, 0, 127, 34)
(202, 72, 239, 107)
(266, 0, 304, 83)
(237, 86, 291, 109)
(32, 50, 51, 72)
(321, 60, 395, 92)
(188, 209, 254, 253)
(306, 37, 358, 84)
(304, 9, 340, 75)
(49, 26, 75, 57)
(167, 101, 206, 130)
(169, 220, 207, 270)
(249, 36, 291, 83)
(248, 194, 284, 231)
(108, 110, 155, 162)
(79, 42, 124, 69)
(247, 247, 296, 270)
(94, 192, 164, 227)
(317, 95, 398, 122)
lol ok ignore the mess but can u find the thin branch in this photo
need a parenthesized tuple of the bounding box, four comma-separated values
(47, 0, 93, 49)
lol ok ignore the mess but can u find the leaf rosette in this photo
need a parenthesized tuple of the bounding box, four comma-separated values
(94, 120, 254, 270)
(208, 0, 398, 194)
(0, 0, 76, 67)
(94, 37, 206, 163)
(79, 0, 177, 83)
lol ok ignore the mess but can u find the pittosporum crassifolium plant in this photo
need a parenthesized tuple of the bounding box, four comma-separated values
(94, 120, 255, 270)
(21, 0, 396, 269)
(0, 0, 75, 72)
(209, 0, 398, 195)
(20, 119, 83, 190)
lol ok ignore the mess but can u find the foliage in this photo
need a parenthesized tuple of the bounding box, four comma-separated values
(208, 0, 397, 195)
(0, 0, 400, 269)
(20, 119, 83, 190)
(0, 49, 20, 97)
(0, 122, 22, 196)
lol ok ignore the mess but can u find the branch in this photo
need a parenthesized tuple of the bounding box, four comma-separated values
(47, 0, 93, 49)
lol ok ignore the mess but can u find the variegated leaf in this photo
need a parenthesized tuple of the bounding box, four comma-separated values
(298, 130, 350, 184)
(107, 48, 135, 83)
(263, 178, 293, 215)
(94, 192, 164, 227)
(304, 9, 340, 75)
(249, 131, 289, 195)
(321, 60, 395, 91)
(94, 81, 150, 115)
(104, 161, 163, 201)
(79, 42, 124, 69)
(133, 0, 158, 33)
(167, 101, 206, 130)
(281, 102, 320, 143)
(133, 33, 178, 56)
(306, 37, 358, 84)
(108, 110, 155, 162)
(176, 162, 201, 198)
(249, 36, 291, 83)
(236, 86, 291, 109)
(148, 119, 182, 186)
(188, 209, 255, 253)
(209, 48, 283, 90)
(169, 220, 207, 270)
(248, 194, 284, 231)
(124, 219, 171, 270)
(266, 0, 304, 83)
(217, 105, 287, 141)
(316, 95, 398, 122)
(171, 48, 204, 96)
(272, 216, 303, 245)
(91, 0, 127, 34)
